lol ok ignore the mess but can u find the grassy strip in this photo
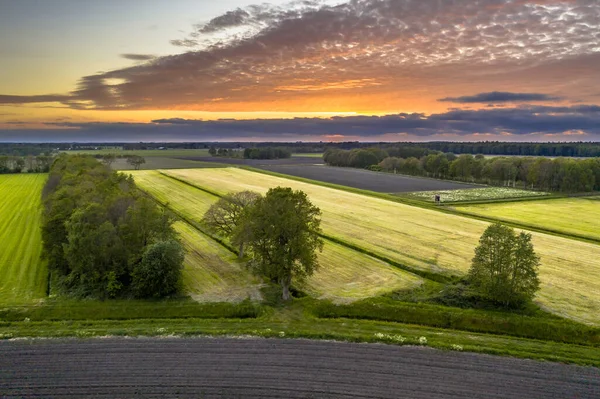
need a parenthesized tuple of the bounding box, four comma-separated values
(1, 309, 598, 367)
(242, 166, 600, 244)
(310, 299, 600, 347)
(321, 234, 454, 283)
(0, 299, 261, 322)
(158, 171, 440, 284)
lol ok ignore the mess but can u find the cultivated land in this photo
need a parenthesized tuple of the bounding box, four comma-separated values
(175, 221, 263, 302)
(405, 187, 551, 203)
(111, 156, 224, 171)
(2, 338, 598, 399)
(259, 164, 480, 192)
(162, 167, 600, 325)
(0, 174, 47, 305)
(455, 197, 600, 241)
(132, 170, 422, 302)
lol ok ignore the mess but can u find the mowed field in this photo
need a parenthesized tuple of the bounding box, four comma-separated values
(175, 222, 263, 302)
(0, 174, 47, 305)
(132, 171, 422, 302)
(455, 197, 600, 241)
(161, 168, 600, 325)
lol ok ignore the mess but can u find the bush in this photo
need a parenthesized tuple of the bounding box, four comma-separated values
(132, 240, 184, 298)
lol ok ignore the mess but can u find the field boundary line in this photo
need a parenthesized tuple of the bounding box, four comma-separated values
(155, 170, 440, 283)
(240, 166, 600, 246)
(135, 185, 239, 256)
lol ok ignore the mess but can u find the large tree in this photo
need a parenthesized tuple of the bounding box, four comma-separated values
(202, 190, 261, 258)
(469, 223, 540, 307)
(245, 187, 323, 300)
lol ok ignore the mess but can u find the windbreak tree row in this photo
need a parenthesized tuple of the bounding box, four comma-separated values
(41, 155, 184, 299)
(324, 148, 600, 192)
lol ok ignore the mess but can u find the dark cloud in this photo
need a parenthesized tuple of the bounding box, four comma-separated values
(439, 91, 562, 103)
(12, 104, 595, 142)
(0, 94, 71, 104)
(2, 0, 600, 111)
(120, 53, 156, 61)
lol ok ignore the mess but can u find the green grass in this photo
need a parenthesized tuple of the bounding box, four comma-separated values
(1, 299, 599, 367)
(64, 149, 211, 157)
(0, 299, 260, 321)
(161, 167, 600, 326)
(403, 187, 551, 203)
(131, 170, 423, 303)
(0, 174, 48, 306)
(292, 153, 324, 158)
(455, 197, 600, 242)
(175, 221, 264, 302)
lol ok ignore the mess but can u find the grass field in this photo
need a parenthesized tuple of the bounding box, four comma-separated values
(404, 187, 550, 203)
(175, 222, 263, 302)
(292, 153, 324, 158)
(113, 157, 226, 171)
(65, 149, 211, 157)
(131, 170, 422, 302)
(0, 174, 47, 305)
(455, 197, 600, 241)
(161, 167, 600, 325)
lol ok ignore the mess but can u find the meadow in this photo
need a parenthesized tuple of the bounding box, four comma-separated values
(131, 170, 423, 302)
(0, 174, 47, 305)
(161, 167, 600, 325)
(455, 197, 600, 241)
(64, 148, 211, 157)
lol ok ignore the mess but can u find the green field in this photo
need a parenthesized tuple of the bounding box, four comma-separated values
(175, 221, 263, 302)
(113, 157, 225, 171)
(0, 174, 47, 305)
(292, 153, 324, 158)
(455, 197, 600, 241)
(131, 170, 422, 302)
(405, 187, 551, 203)
(161, 167, 600, 325)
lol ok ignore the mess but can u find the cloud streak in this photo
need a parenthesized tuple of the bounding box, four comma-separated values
(439, 91, 562, 103)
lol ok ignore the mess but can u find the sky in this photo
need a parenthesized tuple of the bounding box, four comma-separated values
(1, 0, 600, 142)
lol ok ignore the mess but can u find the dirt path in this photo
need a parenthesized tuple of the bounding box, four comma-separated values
(1, 337, 598, 398)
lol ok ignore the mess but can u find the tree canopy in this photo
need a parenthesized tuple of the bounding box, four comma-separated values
(468, 223, 540, 307)
(244, 187, 323, 301)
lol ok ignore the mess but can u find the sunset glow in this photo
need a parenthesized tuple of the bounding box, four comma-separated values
(1, 0, 599, 141)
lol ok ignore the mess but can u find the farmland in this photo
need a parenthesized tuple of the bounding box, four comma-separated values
(0, 174, 47, 305)
(64, 148, 211, 157)
(175, 222, 263, 302)
(404, 187, 551, 203)
(132, 171, 423, 302)
(161, 167, 600, 325)
(258, 164, 478, 193)
(455, 198, 600, 241)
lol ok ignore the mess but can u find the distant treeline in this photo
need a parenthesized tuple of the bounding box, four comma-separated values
(243, 147, 291, 159)
(324, 148, 600, 192)
(41, 155, 183, 299)
(0, 156, 52, 174)
(379, 142, 600, 158)
(6, 141, 600, 157)
(0, 144, 56, 156)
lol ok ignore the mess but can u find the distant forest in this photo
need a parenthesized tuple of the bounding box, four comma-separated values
(2, 141, 600, 157)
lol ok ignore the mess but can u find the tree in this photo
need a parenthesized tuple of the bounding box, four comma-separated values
(468, 223, 540, 307)
(245, 187, 323, 300)
(202, 191, 261, 258)
(101, 154, 116, 167)
(126, 155, 146, 170)
(208, 146, 217, 156)
(131, 240, 184, 298)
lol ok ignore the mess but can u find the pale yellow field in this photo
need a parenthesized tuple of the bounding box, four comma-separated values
(131, 171, 423, 303)
(175, 221, 263, 302)
(455, 198, 600, 241)
(162, 168, 600, 325)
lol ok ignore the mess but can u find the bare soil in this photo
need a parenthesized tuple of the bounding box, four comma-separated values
(177, 156, 478, 193)
(1, 337, 598, 398)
